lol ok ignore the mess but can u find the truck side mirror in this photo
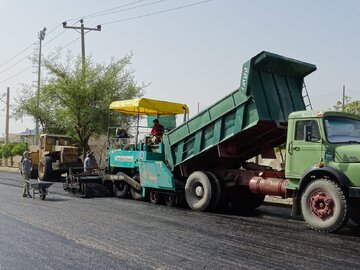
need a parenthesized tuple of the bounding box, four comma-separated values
(304, 125, 312, 141)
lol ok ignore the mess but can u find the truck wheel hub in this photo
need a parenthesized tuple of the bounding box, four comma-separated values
(195, 186, 204, 197)
(310, 191, 334, 219)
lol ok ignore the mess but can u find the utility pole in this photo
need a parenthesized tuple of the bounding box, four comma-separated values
(62, 19, 101, 71)
(35, 27, 47, 145)
(5, 87, 9, 145)
(342, 85, 346, 111)
(4, 87, 9, 166)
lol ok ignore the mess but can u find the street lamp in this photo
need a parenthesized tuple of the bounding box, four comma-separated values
(35, 27, 46, 145)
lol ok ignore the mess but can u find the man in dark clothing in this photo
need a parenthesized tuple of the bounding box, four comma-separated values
(21, 151, 32, 198)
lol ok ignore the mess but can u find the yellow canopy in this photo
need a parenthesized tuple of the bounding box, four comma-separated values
(109, 97, 189, 116)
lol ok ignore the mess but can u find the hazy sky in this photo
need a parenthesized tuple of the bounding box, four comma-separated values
(0, 0, 359, 136)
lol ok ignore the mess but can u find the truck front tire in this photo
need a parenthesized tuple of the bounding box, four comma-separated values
(301, 178, 348, 232)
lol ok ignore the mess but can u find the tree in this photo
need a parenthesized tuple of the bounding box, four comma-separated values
(2, 144, 14, 167)
(0, 145, 3, 166)
(11, 142, 27, 158)
(14, 51, 144, 152)
(331, 96, 360, 115)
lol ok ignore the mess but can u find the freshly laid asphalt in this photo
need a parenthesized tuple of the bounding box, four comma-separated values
(0, 170, 359, 270)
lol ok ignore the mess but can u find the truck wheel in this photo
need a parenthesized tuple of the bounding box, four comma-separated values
(301, 178, 348, 232)
(38, 156, 53, 181)
(164, 194, 176, 207)
(130, 173, 142, 200)
(130, 188, 143, 200)
(149, 191, 161, 204)
(227, 186, 264, 213)
(205, 171, 223, 211)
(113, 182, 130, 198)
(79, 183, 90, 198)
(185, 171, 212, 212)
(351, 215, 360, 226)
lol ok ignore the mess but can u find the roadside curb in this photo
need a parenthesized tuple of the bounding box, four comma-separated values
(0, 167, 19, 173)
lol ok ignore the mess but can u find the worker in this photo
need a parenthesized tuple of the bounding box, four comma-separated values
(84, 151, 94, 173)
(150, 119, 164, 144)
(21, 151, 32, 198)
(116, 128, 129, 139)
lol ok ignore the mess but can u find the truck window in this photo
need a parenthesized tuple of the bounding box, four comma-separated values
(324, 116, 360, 143)
(295, 120, 320, 141)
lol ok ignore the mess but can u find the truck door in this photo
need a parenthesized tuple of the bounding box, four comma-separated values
(286, 119, 322, 179)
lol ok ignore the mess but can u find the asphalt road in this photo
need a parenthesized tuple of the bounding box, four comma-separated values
(0, 171, 360, 270)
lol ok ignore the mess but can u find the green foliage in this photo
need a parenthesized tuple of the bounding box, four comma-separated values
(11, 142, 27, 157)
(345, 100, 360, 115)
(1, 142, 27, 159)
(331, 96, 360, 115)
(1, 144, 13, 159)
(14, 51, 144, 151)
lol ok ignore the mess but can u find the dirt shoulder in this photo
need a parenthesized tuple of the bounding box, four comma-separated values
(0, 166, 19, 173)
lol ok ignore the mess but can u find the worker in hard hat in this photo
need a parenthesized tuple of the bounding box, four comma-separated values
(21, 151, 32, 198)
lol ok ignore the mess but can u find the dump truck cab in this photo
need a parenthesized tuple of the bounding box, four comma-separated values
(286, 111, 360, 186)
(283, 110, 360, 231)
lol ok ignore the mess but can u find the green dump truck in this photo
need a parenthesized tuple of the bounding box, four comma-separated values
(67, 51, 360, 232)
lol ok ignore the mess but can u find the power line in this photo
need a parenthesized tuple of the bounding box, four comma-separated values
(0, 24, 64, 72)
(0, 66, 32, 84)
(0, 43, 35, 69)
(100, 0, 213, 26)
(83, 0, 167, 20)
(44, 29, 68, 47)
(0, 0, 214, 84)
(65, 0, 146, 22)
(0, 51, 34, 75)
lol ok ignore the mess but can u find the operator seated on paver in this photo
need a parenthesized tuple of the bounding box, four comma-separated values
(150, 119, 164, 144)
(116, 128, 129, 139)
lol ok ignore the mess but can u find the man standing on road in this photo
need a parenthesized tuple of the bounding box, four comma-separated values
(21, 151, 32, 198)
(84, 151, 94, 173)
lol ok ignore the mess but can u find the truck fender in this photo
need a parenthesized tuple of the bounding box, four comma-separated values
(299, 166, 351, 193)
(292, 166, 351, 216)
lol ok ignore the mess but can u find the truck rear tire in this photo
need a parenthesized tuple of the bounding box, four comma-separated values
(185, 171, 212, 212)
(301, 178, 348, 232)
(38, 156, 53, 181)
(205, 171, 223, 211)
(351, 216, 360, 226)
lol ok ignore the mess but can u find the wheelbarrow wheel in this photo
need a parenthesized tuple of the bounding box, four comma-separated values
(40, 187, 47, 200)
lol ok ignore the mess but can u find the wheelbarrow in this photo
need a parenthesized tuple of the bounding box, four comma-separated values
(30, 182, 53, 200)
